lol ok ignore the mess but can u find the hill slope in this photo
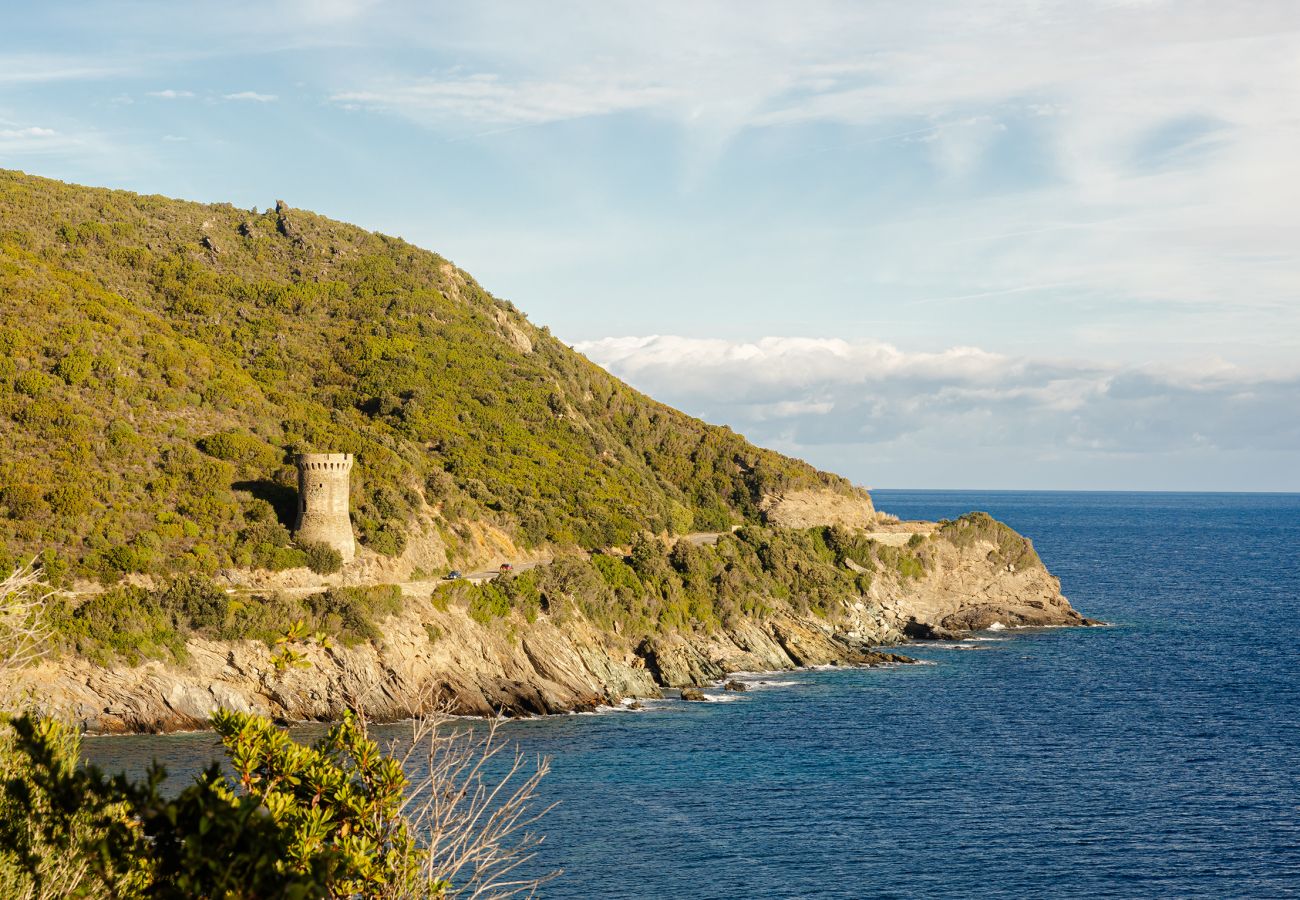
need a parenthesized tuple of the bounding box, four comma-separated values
(0, 169, 859, 580)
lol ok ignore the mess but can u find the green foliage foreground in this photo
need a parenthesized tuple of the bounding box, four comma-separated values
(0, 710, 445, 899)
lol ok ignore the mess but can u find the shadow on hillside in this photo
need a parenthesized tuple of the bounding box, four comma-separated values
(233, 480, 298, 529)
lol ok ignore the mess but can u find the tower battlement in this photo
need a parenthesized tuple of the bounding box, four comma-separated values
(294, 452, 356, 562)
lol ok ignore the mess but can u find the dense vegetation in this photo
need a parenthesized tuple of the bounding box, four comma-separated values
(439, 523, 931, 638)
(49, 578, 406, 666)
(36, 524, 948, 667)
(0, 169, 850, 582)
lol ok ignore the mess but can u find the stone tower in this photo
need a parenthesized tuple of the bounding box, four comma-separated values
(294, 453, 356, 563)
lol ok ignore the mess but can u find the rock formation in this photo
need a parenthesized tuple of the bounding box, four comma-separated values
(19, 525, 1091, 734)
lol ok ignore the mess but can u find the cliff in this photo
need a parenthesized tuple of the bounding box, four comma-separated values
(18, 520, 1090, 734)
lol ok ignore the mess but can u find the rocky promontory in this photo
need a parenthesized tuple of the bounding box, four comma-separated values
(18, 514, 1090, 734)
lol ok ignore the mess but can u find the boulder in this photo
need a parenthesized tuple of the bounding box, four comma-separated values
(723, 680, 747, 692)
(680, 687, 707, 702)
(903, 617, 964, 641)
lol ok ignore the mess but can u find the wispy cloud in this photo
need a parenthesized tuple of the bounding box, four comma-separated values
(0, 124, 89, 157)
(333, 73, 670, 125)
(222, 90, 277, 102)
(0, 52, 127, 84)
(147, 89, 195, 99)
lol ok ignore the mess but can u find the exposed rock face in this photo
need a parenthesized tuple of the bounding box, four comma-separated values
(760, 489, 877, 529)
(20, 522, 1090, 734)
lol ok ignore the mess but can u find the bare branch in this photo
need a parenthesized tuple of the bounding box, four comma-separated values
(0, 559, 56, 703)
(390, 702, 561, 899)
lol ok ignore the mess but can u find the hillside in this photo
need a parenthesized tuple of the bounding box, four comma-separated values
(0, 169, 855, 581)
(0, 170, 1095, 731)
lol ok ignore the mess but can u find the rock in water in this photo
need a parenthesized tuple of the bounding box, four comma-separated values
(680, 687, 707, 702)
(723, 680, 747, 692)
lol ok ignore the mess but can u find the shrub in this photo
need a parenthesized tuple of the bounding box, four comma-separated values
(467, 580, 511, 625)
(197, 430, 282, 469)
(158, 574, 229, 631)
(220, 592, 308, 645)
(938, 512, 1041, 569)
(59, 585, 186, 665)
(0, 707, 556, 898)
(304, 584, 403, 645)
(298, 540, 343, 575)
(53, 348, 93, 386)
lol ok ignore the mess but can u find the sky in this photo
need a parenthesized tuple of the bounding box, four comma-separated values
(2, 0, 1298, 491)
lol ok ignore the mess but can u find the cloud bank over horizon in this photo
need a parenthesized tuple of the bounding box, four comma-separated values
(578, 335, 1300, 491)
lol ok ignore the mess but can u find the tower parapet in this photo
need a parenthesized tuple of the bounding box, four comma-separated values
(294, 453, 356, 563)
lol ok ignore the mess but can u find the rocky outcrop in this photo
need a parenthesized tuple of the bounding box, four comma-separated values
(19, 520, 1092, 734)
(759, 488, 876, 529)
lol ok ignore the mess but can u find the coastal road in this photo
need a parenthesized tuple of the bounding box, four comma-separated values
(462, 559, 549, 585)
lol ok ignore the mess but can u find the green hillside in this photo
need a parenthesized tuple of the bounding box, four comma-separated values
(0, 169, 851, 581)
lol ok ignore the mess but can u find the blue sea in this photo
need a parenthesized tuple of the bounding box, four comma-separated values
(83, 491, 1300, 898)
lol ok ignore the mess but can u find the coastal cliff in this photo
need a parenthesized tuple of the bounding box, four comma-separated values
(0, 171, 1094, 734)
(18, 514, 1089, 734)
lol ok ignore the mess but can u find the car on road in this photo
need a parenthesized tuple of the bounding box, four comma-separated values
(498, 563, 513, 573)
(445, 570, 461, 580)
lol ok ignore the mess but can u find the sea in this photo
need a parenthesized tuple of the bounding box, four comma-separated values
(82, 491, 1300, 898)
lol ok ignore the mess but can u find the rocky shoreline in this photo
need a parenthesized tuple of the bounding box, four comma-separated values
(18, 520, 1095, 734)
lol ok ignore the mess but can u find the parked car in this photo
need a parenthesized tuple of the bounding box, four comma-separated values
(498, 563, 513, 573)
(445, 570, 462, 580)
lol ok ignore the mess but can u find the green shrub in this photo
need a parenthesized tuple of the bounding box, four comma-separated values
(58, 585, 186, 665)
(467, 580, 511, 625)
(158, 574, 229, 631)
(938, 512, 1041, 569)
(0, 710, 414, 897)
(298, 540, 343, 575)
(197, 429, 282, 469)
(53, 348, 93, 386)
(220, 592, 309, 645)
(303, 584, 403, 645)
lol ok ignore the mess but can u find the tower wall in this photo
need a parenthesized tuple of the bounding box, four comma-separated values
(294, 453, 357, 563)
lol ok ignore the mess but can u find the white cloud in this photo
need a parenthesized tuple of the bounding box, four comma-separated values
(147, 89, 195, 99)
(0, 124, 90, 157)
(222, 91, 278, 102)
(577, 335, 1300, 488)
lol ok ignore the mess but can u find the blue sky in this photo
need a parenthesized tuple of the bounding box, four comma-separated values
(2, 1, 1298, 490)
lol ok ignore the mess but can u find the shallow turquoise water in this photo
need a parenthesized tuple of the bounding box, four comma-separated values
(83, 491, 1300, 898)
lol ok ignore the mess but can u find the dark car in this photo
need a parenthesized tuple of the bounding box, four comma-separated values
(445, 570, 462, 580)
(498, 563, 513, 573)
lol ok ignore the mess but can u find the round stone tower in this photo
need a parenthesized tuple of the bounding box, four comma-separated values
(294, 453, 356, 563)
